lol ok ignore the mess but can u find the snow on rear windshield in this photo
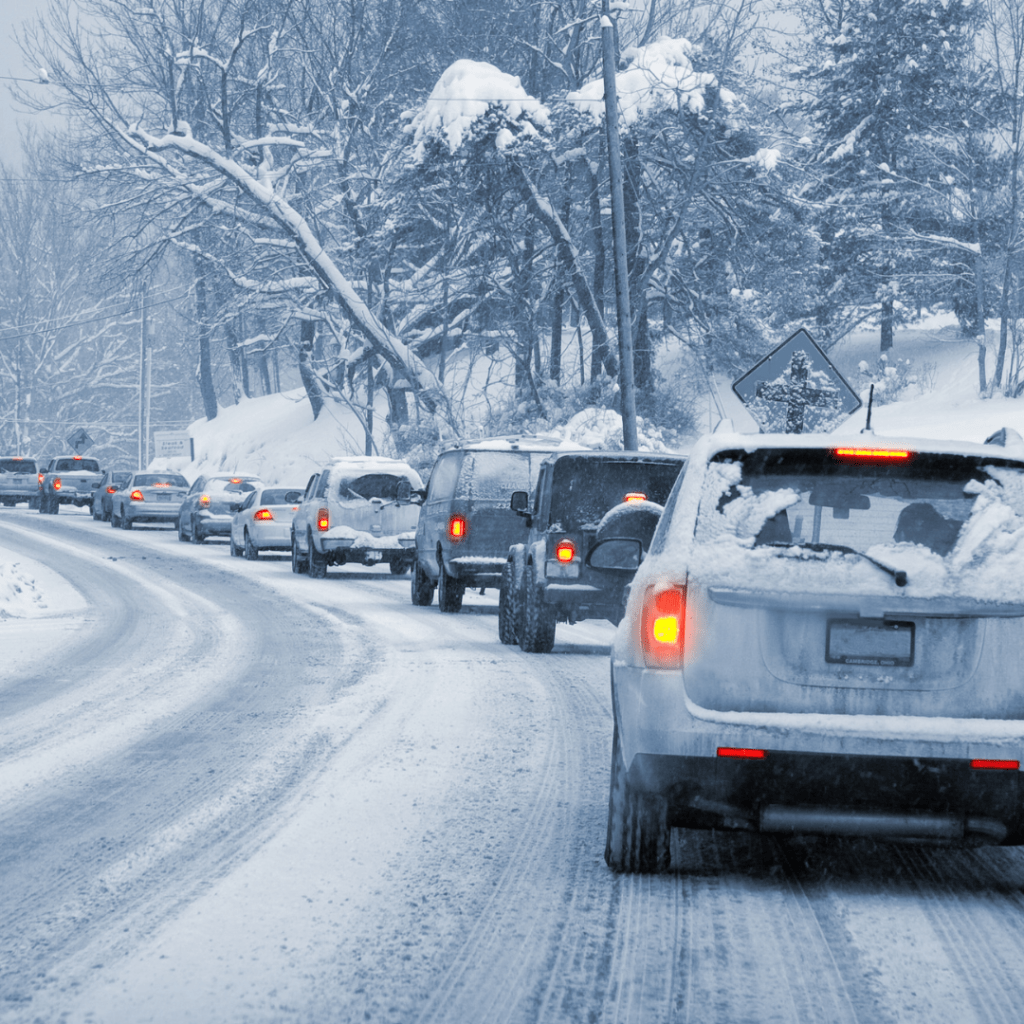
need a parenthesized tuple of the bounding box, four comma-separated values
(550, 458, 683, 528)
(690, 448, 1024, 602)
(456, 451, 547, 499)
(337, 474, 411, 501)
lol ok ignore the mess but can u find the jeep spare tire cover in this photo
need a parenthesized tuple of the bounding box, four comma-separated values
(595, 500, 664, 553)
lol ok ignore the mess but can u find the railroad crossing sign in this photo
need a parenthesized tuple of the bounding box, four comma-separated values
(732, 329, 862, 434)
(66, 427, 94, 454)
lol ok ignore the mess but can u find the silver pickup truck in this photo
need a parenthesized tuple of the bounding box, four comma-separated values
(39, 455, 104, 514)
(0, 457, 40, 507)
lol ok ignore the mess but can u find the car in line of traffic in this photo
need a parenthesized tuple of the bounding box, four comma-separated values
(110, 472, 191, 529)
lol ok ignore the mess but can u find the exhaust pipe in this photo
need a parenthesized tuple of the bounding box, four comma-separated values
(761, 805, 966, 842)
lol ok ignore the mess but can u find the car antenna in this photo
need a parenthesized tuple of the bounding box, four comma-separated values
(861, 384, 875, 434)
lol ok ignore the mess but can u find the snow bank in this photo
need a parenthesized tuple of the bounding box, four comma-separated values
(0, 554, 86, 618)
(559, 407, 685, 453)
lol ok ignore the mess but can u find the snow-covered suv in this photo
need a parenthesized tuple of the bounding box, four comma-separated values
(291, 457, 424, 578)
(606, 428, 1024, 873)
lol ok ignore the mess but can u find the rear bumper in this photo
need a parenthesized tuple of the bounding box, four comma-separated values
(448, 556, 506, 582)
(195, 512, 233, 535)
(125, 503, 180, 523)
(629, 749, 1024, 844)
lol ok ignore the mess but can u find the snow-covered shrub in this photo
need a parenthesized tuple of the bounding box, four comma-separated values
(856, 353, 935, 404)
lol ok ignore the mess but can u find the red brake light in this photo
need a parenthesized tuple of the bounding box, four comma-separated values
(199, 494, 210, 507)
(254, 508, 274, 521)
(317, 508, 329, 531)
(230, 477, 243, 484)
(106, 486, 117, 494)
(641, 585, 686, 667)
(971, 759, 1019, 770)
(448, 515, 467, 540)
(37, 473, 44, 485)
(555, 539, 576, 563)
(153, 482, 170, 488)
(624, 492, 646, 503)
(53, 477, 62, 491)
(73, 455, 81, 460)
(129, 489, 144, 501)
(833, 448, 911, 461)
(718, 747, 766, 760)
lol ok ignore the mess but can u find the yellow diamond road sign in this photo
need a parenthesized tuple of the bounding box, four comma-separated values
(732, 329, 862, 434)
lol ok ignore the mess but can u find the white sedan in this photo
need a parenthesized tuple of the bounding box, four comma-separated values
(229, 485, 305, 559)
(110, 472, 189, 530)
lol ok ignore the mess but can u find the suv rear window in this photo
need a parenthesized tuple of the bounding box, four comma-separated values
(55, 458, 100, 472)
(549, 458, 682, 529)
(0, 458, 35, 473)
(456, 451, 546, 499)
(337, 474, 410, 501)
(262, 488, 303, 505)
(691, 447, 1024, 600)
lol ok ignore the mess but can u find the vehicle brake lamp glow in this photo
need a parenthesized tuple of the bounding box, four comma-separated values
(640, 585, 686, 668)
(448, 515, 467, 541)
(230, 477, 243, 484)
(129, 489, 144, 501)
(717, 747, 766, 760)
(73, 456, 81, 461)
(971, 758, 1020, 770)
(555, 539, 576, 563)
(317, 508, 330, 531)
(106, 486, 118, 494)
(833, 448, 911, 460)
(624, 492, 647, 503)
(52, 477, 62, 491)
(199, 494, 210, 507)
(254, 508, 274, 521)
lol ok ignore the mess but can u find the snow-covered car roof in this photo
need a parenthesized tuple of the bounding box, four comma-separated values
(326, 456, 424, 488)
(441, 434, 588, 454)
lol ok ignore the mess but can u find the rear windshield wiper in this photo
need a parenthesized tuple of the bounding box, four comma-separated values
(763, 541, 908, 588)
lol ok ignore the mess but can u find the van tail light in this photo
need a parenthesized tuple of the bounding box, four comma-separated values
(624, 492, 647, 503)
(199, 494, 210, 507)
(448, 514, 467, 541)
(555, 539, 576, 563)
(718, 747, 766, 759)
(640, 585, 686, 668)
(317, 508, 330, 531)
(254, 508, 274, 521)
(53, 477, 62, 491)
(971, 759, 1019, 770)
(129, 489, 144, 501)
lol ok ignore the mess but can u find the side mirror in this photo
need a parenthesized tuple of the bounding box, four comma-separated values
(510, 490, 530, 514)
(586, 537, 643, 573)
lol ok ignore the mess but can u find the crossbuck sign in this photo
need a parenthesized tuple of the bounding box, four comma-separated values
(732, 329, 862, 434)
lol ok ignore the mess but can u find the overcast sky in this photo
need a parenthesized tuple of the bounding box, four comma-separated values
(0, 0, 55, 163)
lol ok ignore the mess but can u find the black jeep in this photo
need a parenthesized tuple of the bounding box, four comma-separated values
(500, 451, 686, 652)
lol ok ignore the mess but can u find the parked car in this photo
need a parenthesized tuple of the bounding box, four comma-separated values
(501, 450, 686, 652)
(229, 485, 305, 559)
(110, 472, 190, 529)
(177, 474, 262, 543)
(0, 457, 39, 507)
(291, 457, 423, 578)
(604, 428, 1024, 873)
(38, 456, 104, 514)
(91, 469, 132, 521)
(411, 435, 585, 613)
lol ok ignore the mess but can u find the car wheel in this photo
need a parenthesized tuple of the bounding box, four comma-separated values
(410, 560, 435, 607)
(229, 534, 241, 557)
(605, 723, 671, 874)
(177, 516, 189, 542)
(190, 516, 204, 544)
(92, 501, 102, 521)
(291, 532, 308, 574)
(498, 561, 518, 645)
(518, 563, 555, 653)
(244, 530, 259, 561)
(437, 560, 464, 613)
(308, 532, 328, 578)
(51, 496, 59, 515)
(111, 505, 120, 527)
(388, 555, 411, 575)
(121, 511, 133, 529)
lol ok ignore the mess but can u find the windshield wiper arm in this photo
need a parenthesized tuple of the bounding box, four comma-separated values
(765, 541, 908, 588)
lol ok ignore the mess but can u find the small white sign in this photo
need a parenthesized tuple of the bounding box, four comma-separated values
(153, 431, 194, 460)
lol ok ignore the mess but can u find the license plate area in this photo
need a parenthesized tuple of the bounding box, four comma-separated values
(826, 618, 915, 667)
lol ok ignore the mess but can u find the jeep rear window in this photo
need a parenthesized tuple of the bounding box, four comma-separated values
(0, 459, 35, 473)
(549, 458, 683, 529)
(457, 451, 548, 499)
(689, 448, 1024, 599)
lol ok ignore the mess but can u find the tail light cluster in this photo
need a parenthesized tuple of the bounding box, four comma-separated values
(555, 539, 576, 563)
(199, 494, 211, 507)
(53, 477, 62, 491)
(106, 486, 118, 494)
(317, 508, 330, 531)
(971, 759, 1020, 770)
(640, 584, 686, 668)
(448, 514, 466, 541)
(254, 508, 274, 521)
(129, 489, 144, 501)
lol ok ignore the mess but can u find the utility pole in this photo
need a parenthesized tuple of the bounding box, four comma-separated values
(601, 1, 639, 451)
(139, 282, 150, 469)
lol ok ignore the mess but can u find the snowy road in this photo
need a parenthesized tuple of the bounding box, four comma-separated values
(4, 509, 1024, 1023)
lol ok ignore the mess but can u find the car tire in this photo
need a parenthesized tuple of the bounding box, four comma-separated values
(498, 561, 518, 645)
(177, 516, 189, 542)
(121, 511, 133, 529)
(388, 555, 411, 575)
(229, 534, 241, 557)
(190, 516, 204, 544)
(244, 530, 259, 561)
(92, 501, 102, 521)
(291, 532, 308, 574)
(605, 724, 671, 874)
(437, 560, 464, 613)
(308, 532, 328, 578)
(50, 496, 59, 514)
(111, 505, 120, 527)
(518, 563, 555, 653)
(410, 560, 435, 607)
